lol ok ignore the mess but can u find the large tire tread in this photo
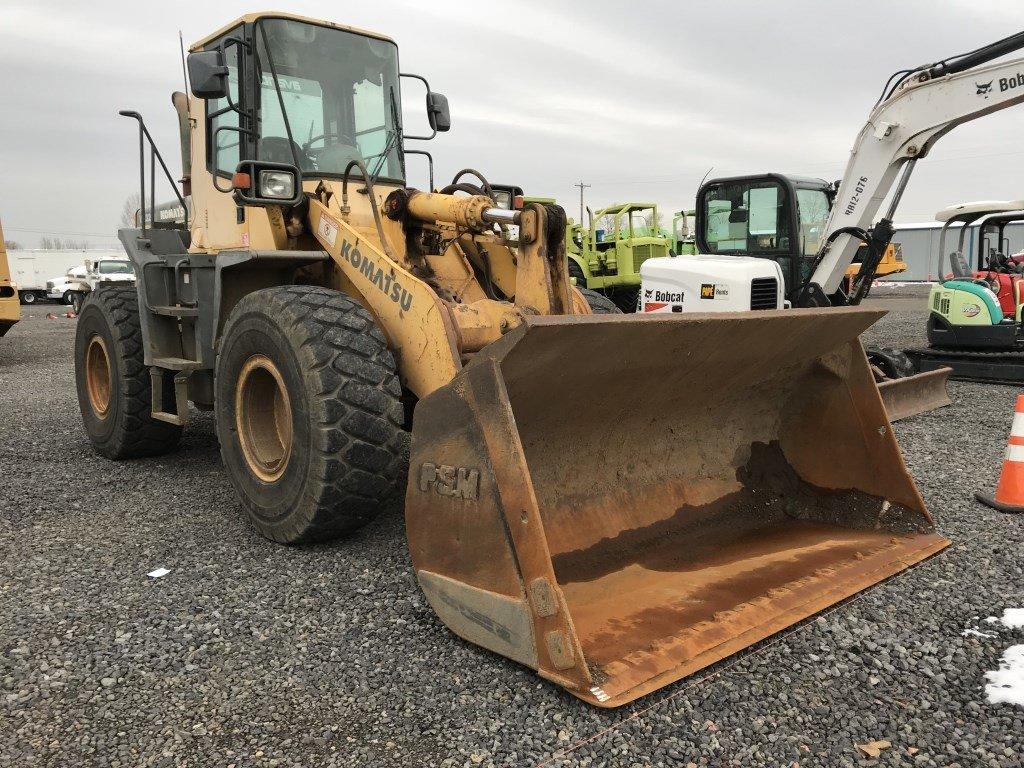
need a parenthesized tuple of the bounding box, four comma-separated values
(75, 284, 182, 459)
(217, 285, 406, 543)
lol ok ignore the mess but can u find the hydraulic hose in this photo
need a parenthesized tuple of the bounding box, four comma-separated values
(340, 159, 397, 261)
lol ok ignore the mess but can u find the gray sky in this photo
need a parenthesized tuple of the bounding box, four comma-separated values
(3, 0, 1024, 247)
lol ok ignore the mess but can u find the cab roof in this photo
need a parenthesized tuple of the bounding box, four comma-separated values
(191, 11, 396, 51)
(595, 203, 658, 215)
(935, 200, 1024, 222)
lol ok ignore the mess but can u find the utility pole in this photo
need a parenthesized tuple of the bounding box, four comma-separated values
(574, 181, 590, 224)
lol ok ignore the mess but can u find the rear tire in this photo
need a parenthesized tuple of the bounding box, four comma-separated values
(609, 287, 640, 313)
(568, 260, 588, 289)
(20, 291, 36, 305)
(215, 285, 406, 544)
(579, 287, 623, 315)
(75, 285, 182, 459)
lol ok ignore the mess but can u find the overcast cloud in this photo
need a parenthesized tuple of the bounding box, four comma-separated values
(2, 0, 1024, 247)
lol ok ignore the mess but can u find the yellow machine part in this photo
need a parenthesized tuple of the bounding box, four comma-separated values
(0, 221, 21, 337)
(406, 307, 948, 707)
(846, 242, 908, 281)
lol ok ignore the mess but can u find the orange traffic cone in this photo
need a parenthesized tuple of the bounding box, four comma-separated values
(977, 394, 1024, 514)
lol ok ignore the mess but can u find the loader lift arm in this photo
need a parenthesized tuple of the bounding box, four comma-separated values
(799, 30, 1024, 305)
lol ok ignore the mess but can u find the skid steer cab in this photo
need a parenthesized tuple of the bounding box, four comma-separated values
(74, 11, 947, 707)
(639, 173, 833, 315)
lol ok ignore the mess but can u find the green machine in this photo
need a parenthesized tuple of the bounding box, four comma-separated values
(490, 190, 672, 311)
(670, 210, 696, 255)
(567, 202, 671, 311)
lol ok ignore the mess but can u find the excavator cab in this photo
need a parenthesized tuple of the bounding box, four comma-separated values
(697, 173, 834, 300)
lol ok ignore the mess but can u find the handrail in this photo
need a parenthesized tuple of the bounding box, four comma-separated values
(119, 110, 189, 235)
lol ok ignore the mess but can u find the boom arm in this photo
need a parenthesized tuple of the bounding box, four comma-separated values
(808, 39, 1024, 298)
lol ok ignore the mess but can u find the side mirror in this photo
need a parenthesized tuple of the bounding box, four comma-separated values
(231, 160, 303, 208)
(426, 92, 451, 133)
(187, 50, 229, 100)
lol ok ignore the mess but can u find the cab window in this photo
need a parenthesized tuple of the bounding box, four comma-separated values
(255, 18, 403, 181)
(796, 188, 830, 256)
(703, 181, 790, 255)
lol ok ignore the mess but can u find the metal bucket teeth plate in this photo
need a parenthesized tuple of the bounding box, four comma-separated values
(406, 308, 949, 707)
(878, 367, 952, 422)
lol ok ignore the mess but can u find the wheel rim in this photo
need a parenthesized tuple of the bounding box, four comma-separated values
(235, 355, 293, 483)
(24, 293, 35, 304)
(85, 335, 112, 418)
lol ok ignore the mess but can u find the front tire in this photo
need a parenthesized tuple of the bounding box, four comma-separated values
(75, 285, 182, 458)
(215, 286, 406, 544)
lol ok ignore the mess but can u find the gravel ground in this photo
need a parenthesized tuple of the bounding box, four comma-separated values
(2, 300, 1023, 768)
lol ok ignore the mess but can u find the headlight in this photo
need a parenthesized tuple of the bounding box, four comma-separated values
(259, 170, 295, 200)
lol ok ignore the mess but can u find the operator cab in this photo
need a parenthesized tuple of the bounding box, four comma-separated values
(927, 201, 1024, 349)
(180, 12, 450, 221)
(695, 173, 833, 301)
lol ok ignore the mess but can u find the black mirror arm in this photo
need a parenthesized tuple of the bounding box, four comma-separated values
(399, 72, 437, 141)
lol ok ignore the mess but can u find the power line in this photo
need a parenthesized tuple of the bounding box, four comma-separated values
(574, 181, 591, 224)
(3, 225, 120, 239)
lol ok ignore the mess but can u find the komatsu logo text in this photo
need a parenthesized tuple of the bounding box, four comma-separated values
(338, 238, 413, 312)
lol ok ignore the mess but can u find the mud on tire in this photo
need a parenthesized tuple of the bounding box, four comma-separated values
(75, 284, 182, 459)
(215, 285, 407, 544)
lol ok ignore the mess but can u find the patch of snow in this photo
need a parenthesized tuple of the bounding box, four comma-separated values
(985, 609, 1024, 629)
(999, 609, 1024, 629)
(986, 645, 1024, 707)
(963, 628, 996, 639)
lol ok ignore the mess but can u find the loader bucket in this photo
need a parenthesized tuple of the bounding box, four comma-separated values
(406, 308, 949, 707)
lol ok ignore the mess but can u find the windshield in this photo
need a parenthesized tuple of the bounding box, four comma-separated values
(796, 188, 830, 256)
(702, 181, 790, 255)
(255, 19, 403, 181)
(98, 261, 132, 275)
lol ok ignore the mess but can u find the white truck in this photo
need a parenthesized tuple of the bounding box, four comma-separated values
(8, 250, 132, 305)
(8, 251, 93, 304)
(63, 257, 135, 312)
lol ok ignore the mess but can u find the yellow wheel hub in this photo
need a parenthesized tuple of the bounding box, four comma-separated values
(85, 335, 112, 418)
(235, 355, 293, 483)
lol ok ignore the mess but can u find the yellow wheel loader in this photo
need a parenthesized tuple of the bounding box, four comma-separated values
(0, 221, 21, 338)
(75, 11, 949, 707)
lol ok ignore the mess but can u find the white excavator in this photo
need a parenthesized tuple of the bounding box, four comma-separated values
(644, 31, 1024, 311)
(641, 31, 1024, 414)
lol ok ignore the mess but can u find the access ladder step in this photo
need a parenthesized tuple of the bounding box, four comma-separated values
(151, 356, 201, 372)
(149, 305, 199, 317)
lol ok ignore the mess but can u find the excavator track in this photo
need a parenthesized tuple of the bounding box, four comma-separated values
(906, 347, 1024, 385)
